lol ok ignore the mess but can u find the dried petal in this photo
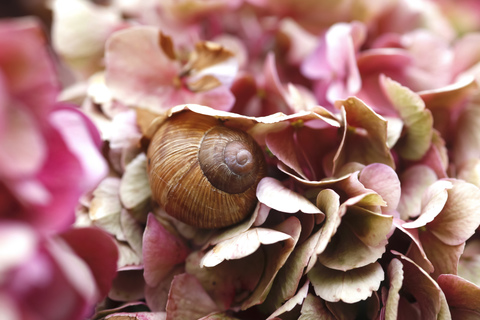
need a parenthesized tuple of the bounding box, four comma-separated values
(308, 262, 384, 303)
(256, 177, 323, 214)
(143, 214, 190, 287)
(381, 76, 434, 160)
(166, 273, 219, 320)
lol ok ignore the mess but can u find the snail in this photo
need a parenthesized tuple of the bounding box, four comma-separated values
(146, 111, 267, 229)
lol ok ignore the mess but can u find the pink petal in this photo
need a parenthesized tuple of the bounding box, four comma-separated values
(397, 165, 438, 220)
(60, 227, 119, 299)
(105, 26, 181, 110)
(428, 179, 480, 246)
(166, 273, 219, 320)
(438, 274, 480, 317)
(394, 219, 434, 274)
(193, 85, 235, 111)
(358, 163, 401, 213)
(0, 101, 47, 178)
(402, 179, 452, 229)
(0, 17, 59, 117)
(143, 213, 190, 287)
(49, 106, 108, 192)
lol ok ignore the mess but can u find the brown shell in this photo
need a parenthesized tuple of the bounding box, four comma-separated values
(146, 111, 266, 229)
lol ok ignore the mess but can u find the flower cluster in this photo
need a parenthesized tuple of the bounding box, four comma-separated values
(3, 0, 480, 319)
(0, 17, 118, 319)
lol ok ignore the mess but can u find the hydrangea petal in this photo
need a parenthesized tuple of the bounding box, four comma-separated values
(402, 179, 452, 229)
(105, 26, 181, 109)
(201, 225, 292, 267)
(0, 103, 46, 178)
(419, 230, 465, 278)
(452, 97, 480, 168)
(49, 106, 108, 192)
(299, 294, 336, 320)
(143, 214, 190, 287)
(144, 265, 183, 312)
(60, 227, 119, 299)
(120, 209, 144, 258)
(264, 227, 322, 310)
(457, 158, 480, 188)
(438, 274, 480, 317)
(428, 179, 480, 246)
(458, 239, 480, 285)
(256, 177, 323, 214)
(308, 262, 384, 304)
(318, 206, 392, 271)
(334, 97, 395, 173)
(380, 76, 434, 160)
(392, 252, 444, 319)
(105, 312, 166, 320)
(119, 153, 151, 219)
(267, 280, 310, 319)
(241, 217, 302, 309)
(89, 177, 124, 240)
(109, 269, 145, 302)
(0, 17, 58, 117)
(51, 0, 122, 78)
(394, 220, 434, 274)
(313, 189, 342, 257)
(382, 259, 403, 320)
(186, 250, 263, 310)
(166, 273, 219, 320)
(358, 163, 400, 213)
(397, 165, 438, 220)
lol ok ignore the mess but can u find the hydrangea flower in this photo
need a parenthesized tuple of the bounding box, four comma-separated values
(0, 17, 117, 319)
(4, 0, 480, 319)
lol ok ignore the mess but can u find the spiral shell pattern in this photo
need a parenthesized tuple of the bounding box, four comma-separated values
(147, 111, 266, 228)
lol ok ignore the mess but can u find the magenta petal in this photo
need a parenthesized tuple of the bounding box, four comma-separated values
(49, 106, 108, 192)
(60, 227, 119, 299)
(143, 213, 191, 287)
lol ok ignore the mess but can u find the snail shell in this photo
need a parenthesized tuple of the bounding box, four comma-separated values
(146, 111, 266, 229)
